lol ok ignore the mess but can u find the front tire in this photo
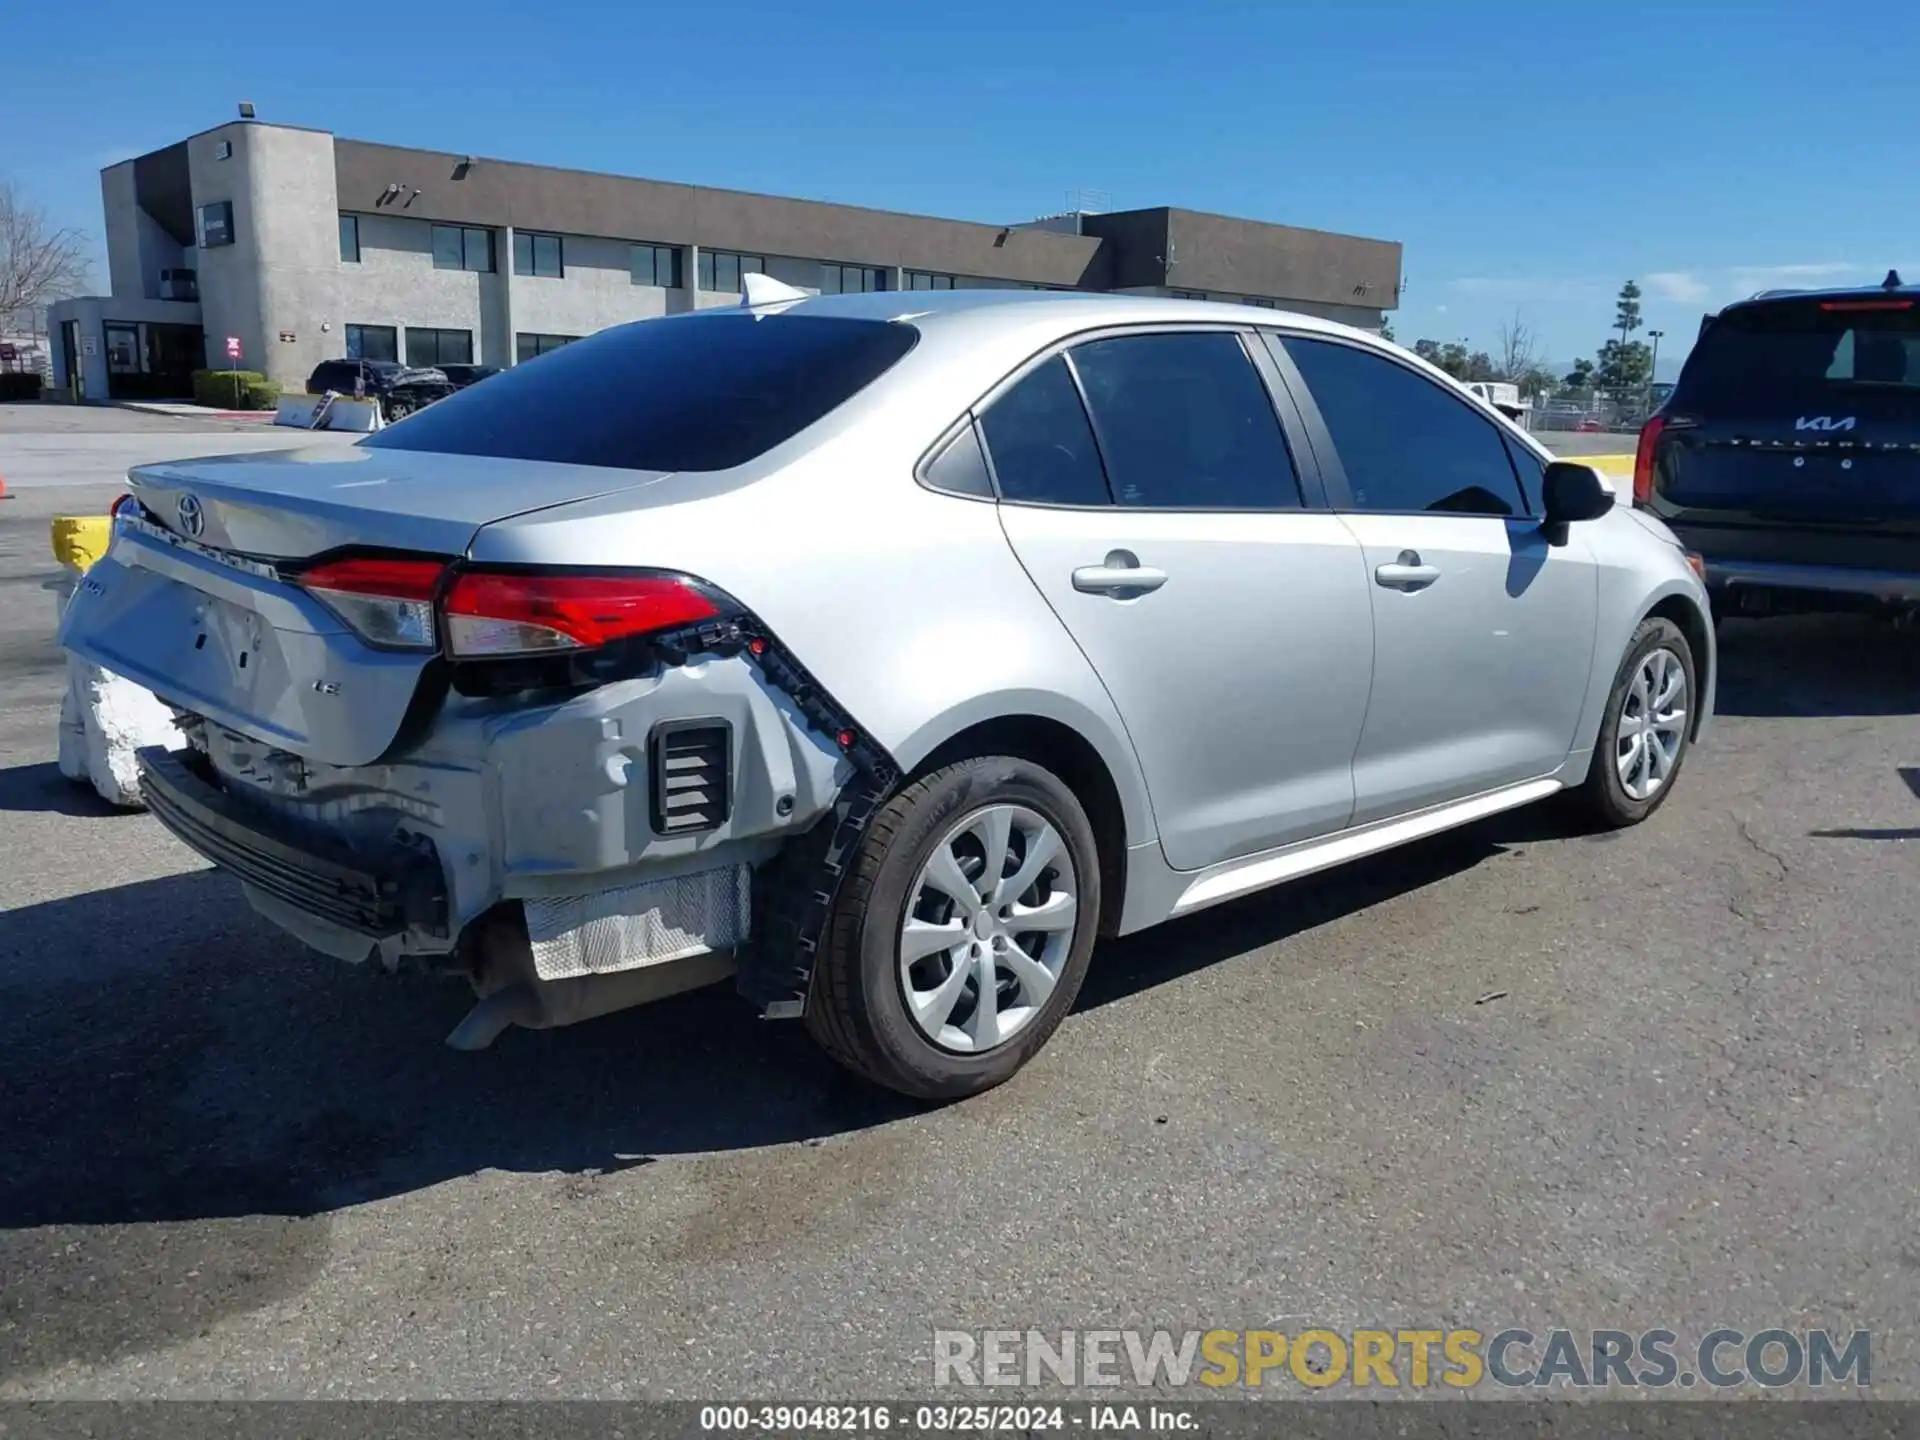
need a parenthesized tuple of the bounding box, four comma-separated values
(1576, 616, 1697, 828)
(805, 756, 1101, 1100)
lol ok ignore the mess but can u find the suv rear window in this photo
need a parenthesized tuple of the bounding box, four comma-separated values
(1677, 300, 1920, 407)
(363, 313, 919, 472)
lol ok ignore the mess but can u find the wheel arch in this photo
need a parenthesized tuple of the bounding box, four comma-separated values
(900, 703, 1149, 938)
(1642, 588, 1715, 740)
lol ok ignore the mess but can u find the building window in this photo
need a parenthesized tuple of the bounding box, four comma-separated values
(197, 200, 235, 248)
(515, 332, 579, 363)
(907, 271, 956, 290)
(406, 327, 473, 367)
(1244, 297, 1278, 308)
(432, 225, 494, 273)
(820, 263, 889, 295)
(631, 243, 681, 288)
(697, 250, 763, 292)
(339, 215, 360, 263)
(1170, 289, 1205, 300)
(345, 324, 398, 362)
(512, 231, 564, 278)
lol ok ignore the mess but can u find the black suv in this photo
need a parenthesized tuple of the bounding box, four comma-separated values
(436, 363, 501, 389)
(1637, 271, 1920, 623)
(304, 359, 456, 420)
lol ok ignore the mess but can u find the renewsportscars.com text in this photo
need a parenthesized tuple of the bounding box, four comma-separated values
(932, 1327, 1871, 1390)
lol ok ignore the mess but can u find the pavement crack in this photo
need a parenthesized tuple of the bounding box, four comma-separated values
(1737, 820, 1791, 878)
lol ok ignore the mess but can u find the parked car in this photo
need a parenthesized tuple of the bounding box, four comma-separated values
(62, 287, 1714, 1099)
(437, 364, 502, 390)
(304, 358, 455, 421)
(1636, 271, 1919, 623)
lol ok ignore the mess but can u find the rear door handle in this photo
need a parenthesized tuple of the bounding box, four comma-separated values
(1072, 552, 1168, 596)
(1374, 550, 1440, 591)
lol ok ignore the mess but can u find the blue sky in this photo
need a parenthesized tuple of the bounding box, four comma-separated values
(8, 0, 1916, 372)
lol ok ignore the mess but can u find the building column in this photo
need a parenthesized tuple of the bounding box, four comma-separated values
(499, 225, 516, 365)
(676, 243, 701, 314)
(890, 264, 905, 293)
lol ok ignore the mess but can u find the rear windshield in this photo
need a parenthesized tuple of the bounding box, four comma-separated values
(1678, 301, 1920, 407)
(362, 312, 919, 472)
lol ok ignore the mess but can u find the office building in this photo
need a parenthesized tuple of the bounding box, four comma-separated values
(48, 118, 1402, 402)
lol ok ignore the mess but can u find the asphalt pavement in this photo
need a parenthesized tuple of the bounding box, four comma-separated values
(0, 402, 355, 492)
(1, 408, 1918, 1400)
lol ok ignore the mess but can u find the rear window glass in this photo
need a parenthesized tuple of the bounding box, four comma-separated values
(362, 313, 918, 472)
(1679, 302, 1920, 406)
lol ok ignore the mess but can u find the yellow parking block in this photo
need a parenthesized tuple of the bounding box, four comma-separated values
(1565, 452, 1635, 475)
(51, 515, 115, 574)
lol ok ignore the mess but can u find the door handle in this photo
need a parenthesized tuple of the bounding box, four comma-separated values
(1374, 550, 1440, 591)
(1072, 552, 1168, 597)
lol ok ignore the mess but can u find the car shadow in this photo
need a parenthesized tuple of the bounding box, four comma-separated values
(1713, 614, 1920, 718)
(0, 759, 130, 818)
(0, 795, 1602, 1239)
(1078, 796, 1591, 1010)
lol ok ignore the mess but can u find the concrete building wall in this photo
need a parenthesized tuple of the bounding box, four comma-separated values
(101, 164, 145, 300)
(245, 124, 347, 387)
(337, 212, 496, 367)
(509, 233, 674, 341)
(185, 124, 266, 380)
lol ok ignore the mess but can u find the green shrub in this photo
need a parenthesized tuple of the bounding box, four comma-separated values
(190, 369, 281, 410)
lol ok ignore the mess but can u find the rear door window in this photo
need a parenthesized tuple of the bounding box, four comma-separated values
(363, 313, 918, 472)
(1067, 332, 1303, 509)
(1279, 335, 1528, 517)
(976, 356, 1112, 506)
(1678, 301, 1920, 409)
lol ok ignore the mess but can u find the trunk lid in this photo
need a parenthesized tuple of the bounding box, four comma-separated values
(123, 442, 660, 559)
(59, 445, 673, 766)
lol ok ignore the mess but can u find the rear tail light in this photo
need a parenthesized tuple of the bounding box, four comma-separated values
(441, 571, 718, 658)
(1633, 414, 1666, 507)
(297, 556, 446, 650)
(110, 492, 137, 518)
(1820, 298, 1912, 312)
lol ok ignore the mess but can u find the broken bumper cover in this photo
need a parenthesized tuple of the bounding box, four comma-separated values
(136, 745, 449, 941)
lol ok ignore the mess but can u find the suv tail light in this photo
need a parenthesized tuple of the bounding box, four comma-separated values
(297, 556, 445, 650)
(442, 571, 718, 658)
(1633, 414, 1666, 507)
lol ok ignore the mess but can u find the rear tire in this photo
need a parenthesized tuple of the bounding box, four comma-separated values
(805, 756, 1101, 1100)
(385, 397, 414, 421)
(1576, 617, 1697, 829)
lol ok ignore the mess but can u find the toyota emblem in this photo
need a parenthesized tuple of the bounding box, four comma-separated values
(176, 493, 205, 539)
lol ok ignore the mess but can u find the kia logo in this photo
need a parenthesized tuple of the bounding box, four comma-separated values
(1794, 416, 1857, 432)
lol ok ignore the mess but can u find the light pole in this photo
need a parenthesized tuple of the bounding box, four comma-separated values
(1647, 329, 1665, 412)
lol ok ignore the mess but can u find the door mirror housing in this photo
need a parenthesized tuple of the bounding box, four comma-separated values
(1540, 460, 1615, 545)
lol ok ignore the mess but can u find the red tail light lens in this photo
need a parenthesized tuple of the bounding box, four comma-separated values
(1633, 414, 1666, 507)
(1820, 298, 1912, 312)
(110, 492, 137, 518)
(297, 556, 446, 650)
(442, 572, 718, 658)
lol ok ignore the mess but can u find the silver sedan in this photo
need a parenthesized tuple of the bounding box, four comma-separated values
(61, 284, 1713, 1098)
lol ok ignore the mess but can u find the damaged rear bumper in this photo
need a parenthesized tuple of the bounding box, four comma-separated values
(138, 744, 448, 940)
(138, 650, 861, 994)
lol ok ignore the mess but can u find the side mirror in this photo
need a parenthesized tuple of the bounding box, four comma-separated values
(1540, 460, 1615, 546)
